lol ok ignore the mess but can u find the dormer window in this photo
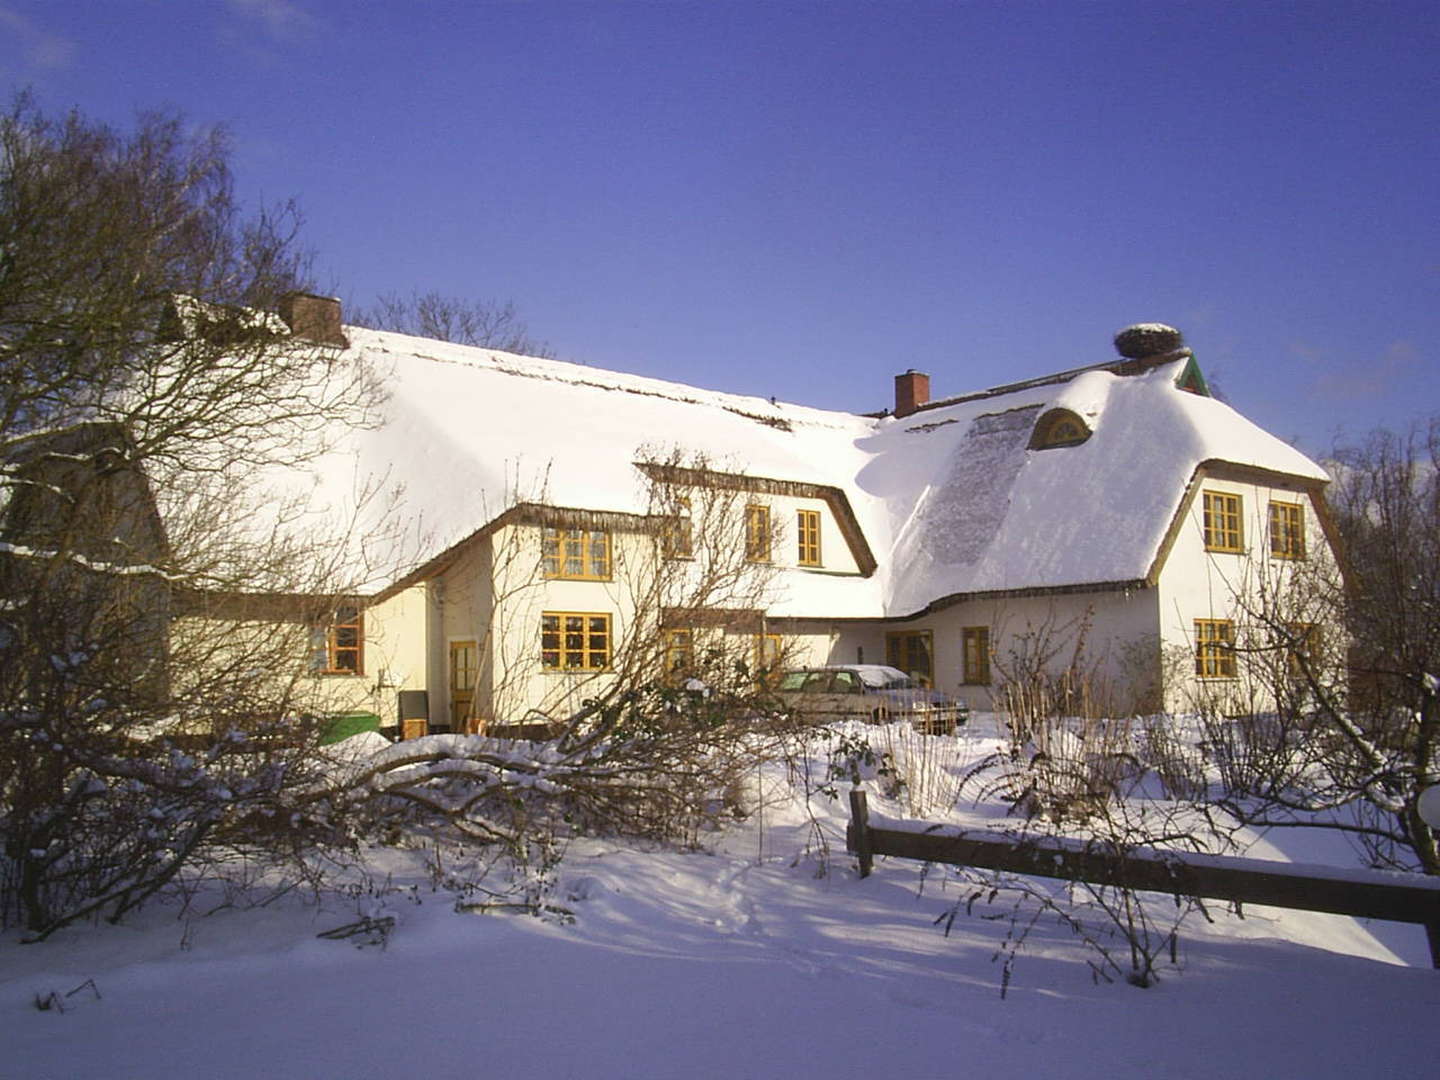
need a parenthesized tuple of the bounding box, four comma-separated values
(1029, 408, 1091, 450)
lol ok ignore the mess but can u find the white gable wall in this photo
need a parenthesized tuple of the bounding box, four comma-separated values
(1156, 468, 1339, 714)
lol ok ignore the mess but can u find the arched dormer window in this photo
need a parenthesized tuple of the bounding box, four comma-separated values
(1029, 408, 1091, 450)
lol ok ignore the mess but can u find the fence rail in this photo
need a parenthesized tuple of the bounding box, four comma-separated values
(845, 789, 1440, 968)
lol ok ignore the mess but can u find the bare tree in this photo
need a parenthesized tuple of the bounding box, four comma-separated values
(0, 98, 381, 937)
(352, 290, 555, 359)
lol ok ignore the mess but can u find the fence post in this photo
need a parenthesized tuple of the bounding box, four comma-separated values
(849, 788, 873, 878)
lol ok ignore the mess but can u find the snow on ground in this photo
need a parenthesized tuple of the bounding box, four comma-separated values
(6, 718, 1440, 1079)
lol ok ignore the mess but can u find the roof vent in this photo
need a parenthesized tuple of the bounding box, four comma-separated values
(1113, 323, 1184, 359)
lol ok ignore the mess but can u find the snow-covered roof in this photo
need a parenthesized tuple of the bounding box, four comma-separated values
(859, 359, 1326, 613)
(286, 328, 1327, 617)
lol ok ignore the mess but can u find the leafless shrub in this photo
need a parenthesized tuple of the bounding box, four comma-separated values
(1139, 713, 1208, 801)
(940, 797, 1226, 994)
(970, 610, 1140, 823)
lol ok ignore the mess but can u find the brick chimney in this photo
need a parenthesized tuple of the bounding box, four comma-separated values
(894, 369, 930, 418)
(280, 292, 348, 348)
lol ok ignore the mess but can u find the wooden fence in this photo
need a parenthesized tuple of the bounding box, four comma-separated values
(846, 789, 1440, 968)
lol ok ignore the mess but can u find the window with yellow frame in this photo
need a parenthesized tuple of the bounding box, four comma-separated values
(796, 509, 821, 566)
(753, 632, 783, 683)
(1269, 500, 1306, 560)
(1194, 619, 1236, 678)
(1202, 491, 1244, 553)
(662, 496, 693, 558)
(1285, 622, 1320, 678)
(745, 504, 771, 563)
(542, 527, 612, 580)
(541, 612, 612, 671)
(663, 628, 694, 676)
(961, 626, 990, 685)
(315, 604, 364, 675)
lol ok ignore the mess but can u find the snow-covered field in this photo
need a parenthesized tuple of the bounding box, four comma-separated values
(6, 718, 1439, 1080)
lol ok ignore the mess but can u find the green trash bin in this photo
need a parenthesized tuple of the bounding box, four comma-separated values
(321, 712, 382, 745)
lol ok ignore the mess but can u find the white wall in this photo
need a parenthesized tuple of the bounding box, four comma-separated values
(300, 584, 430, 728)
(818, 590, 1162, 713)
(1156, 473, 1340, 713)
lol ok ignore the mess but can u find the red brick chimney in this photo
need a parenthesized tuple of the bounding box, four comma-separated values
(280, 292, 348, 348)
(894, 370, 930, 418)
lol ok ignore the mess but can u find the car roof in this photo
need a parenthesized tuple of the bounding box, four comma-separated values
(787, 664, 906, 677)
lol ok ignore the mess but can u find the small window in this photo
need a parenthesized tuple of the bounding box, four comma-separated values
(541, 612, 611, 671)
(663, 628, 694, 675)
(753, 632, 783, 682)
(1269, 500, 1306, 560)
(745, 505, 771, 563)
(542, 527, 612, 580)
(796, 509, 821, 566)
(316, 604, 363, 675)
(886, 630, 934, 687)
(961, 626, 990, 685)
(1202, 491, 1244, 553)
(1029, 408, 1091, 450)
(1195, 619, 1236, 678)
(662, 496, 693, 559)
(1285, 622, 1320, 678)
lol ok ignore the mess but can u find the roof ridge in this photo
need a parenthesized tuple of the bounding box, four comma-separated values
(354, 325, 870, 433)
(906, 348, 1192, 415)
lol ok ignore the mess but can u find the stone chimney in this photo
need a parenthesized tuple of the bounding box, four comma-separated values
(280, 292, 348, 348)
(894, 369, 931, 418)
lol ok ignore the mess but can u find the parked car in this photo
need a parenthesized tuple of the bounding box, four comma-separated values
(775, 665, 967, 735)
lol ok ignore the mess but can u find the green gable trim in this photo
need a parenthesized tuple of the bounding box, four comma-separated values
(1175, 355, 1211, 396)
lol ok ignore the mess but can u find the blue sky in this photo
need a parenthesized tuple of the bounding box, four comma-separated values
(3, 1, 1436, 455)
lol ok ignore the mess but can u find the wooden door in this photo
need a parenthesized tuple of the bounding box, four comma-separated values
(449, 640, 478, 732)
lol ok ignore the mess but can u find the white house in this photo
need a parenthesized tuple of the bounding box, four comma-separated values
(266, 299, 1337, 734)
